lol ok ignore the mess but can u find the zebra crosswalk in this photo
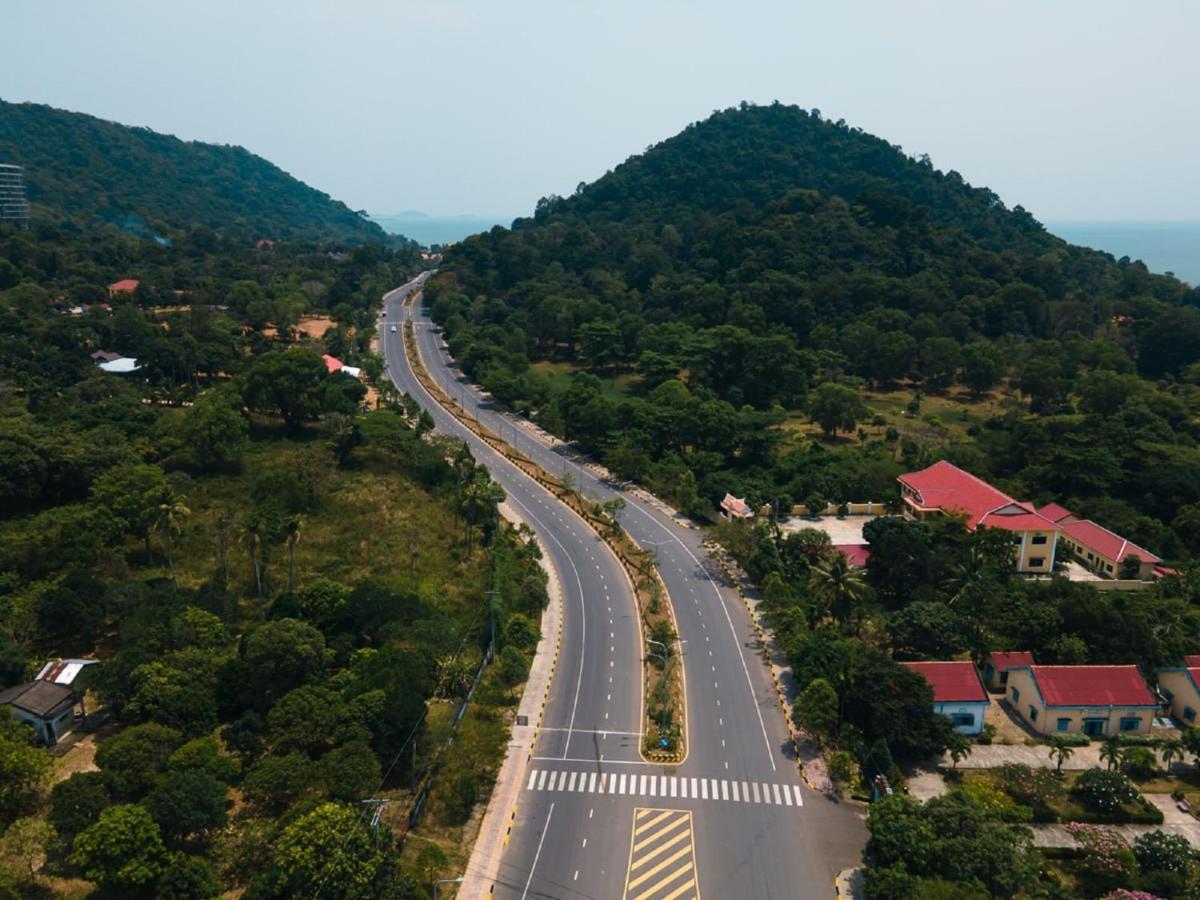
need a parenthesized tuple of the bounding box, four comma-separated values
(524, 768, 804, 808)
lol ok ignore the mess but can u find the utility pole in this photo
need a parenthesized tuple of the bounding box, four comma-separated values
(360, 798, 391, 829)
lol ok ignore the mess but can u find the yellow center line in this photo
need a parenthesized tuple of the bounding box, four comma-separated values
(634, 809, 677, 835)
(657, 876, 698, 900)
(628, 850, 693, 892)
(632, 818, 690, 855)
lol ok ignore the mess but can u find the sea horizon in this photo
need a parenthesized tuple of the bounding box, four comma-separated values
(1046, 220, 1200, 286)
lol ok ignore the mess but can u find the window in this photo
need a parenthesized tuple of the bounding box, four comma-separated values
(1163, 688, 1174, 701)
(1186, 707, 1196, 722)
(1029, 706, 1038, 722)
(1011, 687, 1021, 703)
(1012, 535, 1023, 546)
(1106, 563, 1114, 572)
(1029, 557, 1045, 567)
(1032, 535, 1048, 545)
(1087, 553, 1095, 561)
(1057, 718, 1071, 732)
(1120, 717, 1142, 732)
(950, 713, 975, 727)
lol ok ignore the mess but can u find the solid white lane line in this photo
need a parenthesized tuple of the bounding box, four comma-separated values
(520, 802, 555, 900)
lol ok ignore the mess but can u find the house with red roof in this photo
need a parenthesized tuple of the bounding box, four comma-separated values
(835, 544, 871, 568)
(720, 493, 753, 520)
(107, 278, 140, 297)
(897, 461, 1060, 574)
(902, 660, 989, 735)
(1156, 666, 1200, 725)
(980, 650, 1035, 691)
(1005, 665, 1157, 737)
(1036, 503, 1162, 580)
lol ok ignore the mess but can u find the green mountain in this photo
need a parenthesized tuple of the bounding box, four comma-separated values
(430, 102, 1200, 556)
(0, 98, 391, 243)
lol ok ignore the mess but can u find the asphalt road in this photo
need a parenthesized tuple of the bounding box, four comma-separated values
(381, 274, 865, 898)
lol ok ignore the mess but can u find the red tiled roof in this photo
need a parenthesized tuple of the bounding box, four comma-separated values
(1036, 503, 1075, 523)
(108, 279, 139, 292)
(720, 493, 752, 519)
(1029, 665, 1155, 708)
(898, 460, 1058, 533)
(902, 661, 987, 703)
(1183, 655, 1200, 668)
(835, 544, 871, 568)
(1058, 518, 1161, 565)
(988, 651, 1035, 672)
(321, 353, 344, 373)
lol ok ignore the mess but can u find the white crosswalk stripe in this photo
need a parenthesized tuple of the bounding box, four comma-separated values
(523, 769, 805, 810)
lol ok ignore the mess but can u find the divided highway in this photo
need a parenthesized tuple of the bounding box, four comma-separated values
(381, 274, 865, 898)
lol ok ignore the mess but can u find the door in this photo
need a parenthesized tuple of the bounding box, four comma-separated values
(1083, 718, 1106, 737)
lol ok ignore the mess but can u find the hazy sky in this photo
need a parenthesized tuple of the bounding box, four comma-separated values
(3, 1, 1198, 221)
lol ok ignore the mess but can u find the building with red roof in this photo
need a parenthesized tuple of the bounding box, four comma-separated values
(1156, 666, 1200, 725)
(981, 650, 1035, 691)
(1037, 503, 1162, 580)
(897, 461, 1060, 574)
(1005, 665, 1157, 737)
(107, 278, 140, 297)
(835, 544, 871, 568)
(322, 353, 344, 374)
(902, 660, 989, 734)
(720, 493, 753, 520)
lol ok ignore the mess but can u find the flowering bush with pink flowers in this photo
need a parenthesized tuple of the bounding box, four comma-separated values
(1066, 822, 1137, 885)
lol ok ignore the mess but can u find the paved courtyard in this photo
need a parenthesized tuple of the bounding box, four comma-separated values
(778, 515, 872, 545)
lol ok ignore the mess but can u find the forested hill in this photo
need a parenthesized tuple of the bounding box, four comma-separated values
(0, 99, 393, 243)
(541, 102, 1052, 252)
(431, 102, 1200, 561)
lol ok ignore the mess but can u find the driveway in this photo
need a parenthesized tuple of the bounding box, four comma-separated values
(779, 515, 870, 545)
(943, 742, 1103, 770)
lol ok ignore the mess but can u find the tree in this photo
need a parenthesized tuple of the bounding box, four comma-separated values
(71, 804, 168, 894)
(1099, 736, 1125, 772)
(177, 388, 248, 471)
(95, 723, 184, 800)
(946, 732, 971, 770)
(809, 553, 866, 631)
(1073, 767, 1138, 813)
(153, 496, 191, 587)
(49, 771, 110, 837)
(90, 462, 172, 558)
(888, 602, 968, 659)
(157, 853, 221, 900)
(810, 382, 867, 437)
(793, 678, 839, 746)
(415, 842, 448, 890)
(960, 343, 1005, 397)
(0, 711, 51, 825)
(143, 770, 229, 846)
(168, 735, 241, 785)
(241, 349, 330, 430)
(241, 751, 318, 812)
(497, 645, 530, 697)
(268, 802, 385, 898)
(241, 618, 325, 709)
(319, 741, 381, 803)
(1160, 737, 1186, 775)
(1047, 735, 1074, 774)
(0, 816, 53, 886)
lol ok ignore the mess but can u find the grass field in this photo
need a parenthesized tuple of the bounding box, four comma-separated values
(528, 359, 638, 398)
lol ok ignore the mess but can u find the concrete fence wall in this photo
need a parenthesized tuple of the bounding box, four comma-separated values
(788, 501, 890, 517)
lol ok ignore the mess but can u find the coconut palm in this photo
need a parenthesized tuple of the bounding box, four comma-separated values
(946, 731, 972, 770)
(1048, 736, 1075, 774)
(1099, 736, 1125, 772)
(154, 497, 191, 588)
(240, 515, 264, 599)
(1161, 737, 1187, 775)
(284, 515, 302, 594)
(809, 553, 866, 632)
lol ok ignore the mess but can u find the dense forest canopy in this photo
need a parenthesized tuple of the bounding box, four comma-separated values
(0, 99, 403, 245)
(429, 102, 1200, 563)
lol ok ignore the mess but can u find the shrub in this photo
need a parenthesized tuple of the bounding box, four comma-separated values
(956, 778, 1032, 823)
(996, 763, 1063, 815)
(1050, 732, 1090, 748)
(1065, 822, 1136, 893)
(1118, 746, 1158, 780)
(48, 771, 110, 837)
(1133, 829, 1194, 874)
(1074, 768, 1140, 814)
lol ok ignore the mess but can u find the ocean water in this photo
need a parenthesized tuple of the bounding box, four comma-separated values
(1047, 221, 1200, 286)
(370, 213, 513, 247)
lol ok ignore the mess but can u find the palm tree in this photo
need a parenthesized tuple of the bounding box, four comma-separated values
(240, 516, 264, 600)
(809, 553, 866, 633)
(154, 497, 191, 588)
(946, 732, 972, 770)
(1100, 736, 1125, 772)
(1048, 736, 1075, 774)
(1161, 738, 1186, 776)
(284, 516, 302, 594)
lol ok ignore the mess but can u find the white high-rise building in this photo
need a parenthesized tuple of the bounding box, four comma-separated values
(0, 164, 31, 226)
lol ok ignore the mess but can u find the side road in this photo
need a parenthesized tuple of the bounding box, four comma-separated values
(459, 501, 564, 897)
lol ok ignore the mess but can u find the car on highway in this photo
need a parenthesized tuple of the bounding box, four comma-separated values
(390, 325, 397, 333)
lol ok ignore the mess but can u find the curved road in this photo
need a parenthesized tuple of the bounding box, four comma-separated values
(382, 274, 865, 898)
